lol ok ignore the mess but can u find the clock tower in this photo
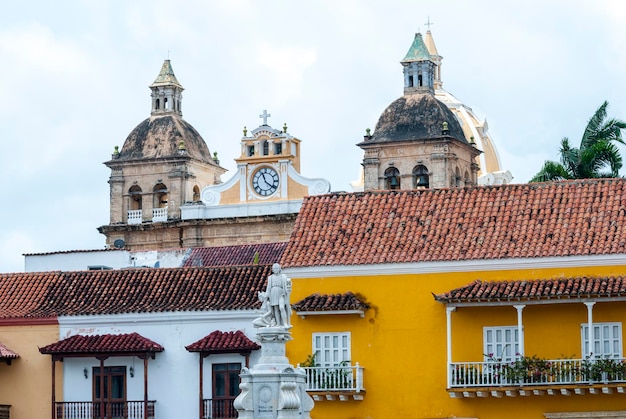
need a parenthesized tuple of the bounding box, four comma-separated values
(180, 110, 331, 221)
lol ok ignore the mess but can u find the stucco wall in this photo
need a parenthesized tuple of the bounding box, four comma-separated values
(286, 264, 626, 419)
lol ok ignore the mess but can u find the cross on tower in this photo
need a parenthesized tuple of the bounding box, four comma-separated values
(259, 109, 271, 125)
(425, 17, 434, 31)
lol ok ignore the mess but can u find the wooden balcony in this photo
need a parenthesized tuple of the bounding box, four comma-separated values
(300, 363, 365, 401)
(449, 357, 626, 398)
(201, 398, 237, 419)
(54, 401, 155, 419)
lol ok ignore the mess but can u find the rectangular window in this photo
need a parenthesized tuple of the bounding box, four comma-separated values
(313, 332, 350, 367)
(582, 322, 622, 358)
(247, 145, 255, 156)
(262, 141, 269, 156)
(483, 326, 519, 362)
(274, 142, 282, 155)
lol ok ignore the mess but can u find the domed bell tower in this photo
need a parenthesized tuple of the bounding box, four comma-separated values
(358, 32, 481, 191)
(99, 60, 226, 250)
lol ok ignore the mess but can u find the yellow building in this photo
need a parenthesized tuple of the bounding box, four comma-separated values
(0, 274, 62, 419)
(281, 179, 626, 419)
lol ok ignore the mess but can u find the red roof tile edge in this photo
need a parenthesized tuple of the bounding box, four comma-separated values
(185, 330, 260, 352)
(292, 292, 370, 312)
(434, 276, 626, 303)
(39, 332, 164, 354)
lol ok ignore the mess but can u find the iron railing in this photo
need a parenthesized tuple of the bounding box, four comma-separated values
(54, 401, 155, 419)
(450, 357, 626, 387)
(300, 363, 365, 392)
(201, 398, 237, 419)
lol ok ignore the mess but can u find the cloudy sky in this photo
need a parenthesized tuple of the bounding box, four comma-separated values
(1, 1, 625, 272)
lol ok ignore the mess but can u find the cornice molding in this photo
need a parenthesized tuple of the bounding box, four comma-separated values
(282, 254, 626, 278)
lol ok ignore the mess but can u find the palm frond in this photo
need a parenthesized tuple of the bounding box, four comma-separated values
(530, 161, 571, 182)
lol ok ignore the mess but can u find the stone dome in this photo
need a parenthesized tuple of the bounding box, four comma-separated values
(118, 114, 214, 162)
(366, 93, 467, 144)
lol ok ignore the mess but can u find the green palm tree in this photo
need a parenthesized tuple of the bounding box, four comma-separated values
(530, 101, 626, 182)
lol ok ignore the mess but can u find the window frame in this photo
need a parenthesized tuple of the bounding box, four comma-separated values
(483, 326, 520, 362)
(312, 332, 351, 368)
(581, 322, 623, 359)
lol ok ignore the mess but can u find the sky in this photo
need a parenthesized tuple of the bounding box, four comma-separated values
(1, 0, 626, 272)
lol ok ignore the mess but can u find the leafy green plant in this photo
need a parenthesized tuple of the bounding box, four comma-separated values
(582, 355, 626, 382)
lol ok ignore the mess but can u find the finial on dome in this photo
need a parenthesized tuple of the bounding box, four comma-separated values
(283, 123, 288, 133)
(442, 121, 449, 135)
(113, 145, 120, 159)
(366, 128, 371, 136)
(243, 126, 248, 136)
(213, 151, 220, 165)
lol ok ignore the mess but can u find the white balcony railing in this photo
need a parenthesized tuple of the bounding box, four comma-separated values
(127, 210, 143, 225)
(300, 363, 364, 393)
(152, 207, 168, 222)
(450, 357, 626, 388)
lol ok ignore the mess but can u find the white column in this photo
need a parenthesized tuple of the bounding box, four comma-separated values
(584, 302, 595, 358)
(513, 305, 526, 357)
(446, 306, 456, 389)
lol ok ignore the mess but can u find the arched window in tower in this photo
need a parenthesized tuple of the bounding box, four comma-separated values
(408, 75, 414, 87)
(418, 74, 423, 87)
(164, 97, 169, 109)
(155, 99, 160, 110)
(262, 140, 269, 156)
(129, 185, 143, 210)
(464, 170, 471, 186)
(413, 165, 429, 189)
(192, 185, 200, 202)
(153, 183, 168, 208)
(385, 167, 401, 190)
(455, 167, 462, 188)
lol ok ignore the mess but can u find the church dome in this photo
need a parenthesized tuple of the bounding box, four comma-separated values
(366, 93, 467, 144)
(118, 114, 214, 162)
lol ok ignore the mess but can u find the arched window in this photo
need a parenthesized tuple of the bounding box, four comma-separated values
(155, 99, 160, 110)
(385, 167, 401, 190)
(418, 74, 423, 87)
(129, 185, 142, 210)
(262, 141, 269, 156)
(413, 165, 429, 189)
(408, 75, 414, 87)
(164, 97, 169, 109)
(455, 167, 462, 187)
(153, 183, 168, 208)
(464, 171, 471, 186)
(192, 185, 200, 202)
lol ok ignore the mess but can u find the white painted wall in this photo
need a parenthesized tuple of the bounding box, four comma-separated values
(24, 248, 189, 272)
(58, 310, 261, 419)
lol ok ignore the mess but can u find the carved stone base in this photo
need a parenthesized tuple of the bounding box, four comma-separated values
(235, 327, 314, 419)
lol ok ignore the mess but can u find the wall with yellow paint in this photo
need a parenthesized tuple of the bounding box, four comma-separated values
(287, 263, 626, 419)
(0, 323, 61, 419)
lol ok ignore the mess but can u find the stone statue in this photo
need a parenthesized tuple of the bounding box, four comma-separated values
(254, 263, 292, 328)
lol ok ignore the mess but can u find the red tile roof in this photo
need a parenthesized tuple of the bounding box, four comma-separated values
(182, 242, 287, 267)
(281, 179, 626, 268)
(434, 276, 626, 304)
(292, 292, 369, 312)
(39, 332, 163, 355)
(0, 341, 19, 360)
(0, 265, 271, 319)
(185, 330, 260, 353)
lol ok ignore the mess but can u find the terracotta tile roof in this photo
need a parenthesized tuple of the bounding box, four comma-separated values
(281, 179, 626, 268)
(434, 276, 626, 304)
(185, 330, 260, 353)
(0, 341, 19, 360)
(182, 242, 287, 267)
(0, 265, 271, 319)
(292, 292, 370, 312)
(39, 332, 163, 355)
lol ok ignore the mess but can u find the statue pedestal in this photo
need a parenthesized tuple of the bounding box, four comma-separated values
(234, 327, 314, 419)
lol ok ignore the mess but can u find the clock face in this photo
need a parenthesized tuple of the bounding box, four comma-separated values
(252, 167, 280, 196)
